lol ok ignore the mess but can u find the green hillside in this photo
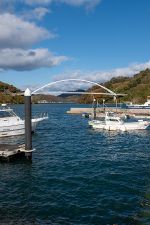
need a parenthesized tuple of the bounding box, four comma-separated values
(0, 81, 23, 104)
(0, 81, 20, 93)
(79, 69, 150, 104)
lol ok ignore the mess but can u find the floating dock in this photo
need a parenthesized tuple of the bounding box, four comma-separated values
(0, 144, 35, 161)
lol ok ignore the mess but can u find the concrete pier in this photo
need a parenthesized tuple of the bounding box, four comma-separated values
(67, 107, 150, 116)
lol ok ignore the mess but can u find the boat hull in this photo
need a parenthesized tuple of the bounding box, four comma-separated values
(89, 120, 150, 131)
(0, 120, 42, 137)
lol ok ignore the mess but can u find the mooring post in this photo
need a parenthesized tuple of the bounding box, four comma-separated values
(103, 99, 105, 112)
(24, 88, 32, 160)
(93, 98, 97, 119)
(114, 96, 117, 112)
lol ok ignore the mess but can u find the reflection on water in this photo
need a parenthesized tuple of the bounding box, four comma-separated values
(138, 189, 150, 224)
(0, 135, 24, 145)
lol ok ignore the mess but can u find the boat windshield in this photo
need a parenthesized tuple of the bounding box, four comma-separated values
(107, 118, 119, 122)
(0, 111, 14, 118)
(106, 112, 121, 122)
(123, 116, 138, 122)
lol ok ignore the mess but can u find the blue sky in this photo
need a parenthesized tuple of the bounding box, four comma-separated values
(0, 0, 150, 90)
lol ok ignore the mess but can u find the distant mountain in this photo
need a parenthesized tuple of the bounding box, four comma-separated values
(58, 89, 85, 98)
(32, 94, 63, 103)
(32, 89, 86, 103)
(56, 89, 85, 103)
(79, 69, 150, 104)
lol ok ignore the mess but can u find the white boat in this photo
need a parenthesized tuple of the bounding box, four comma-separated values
(0, 104, 48, 137)
(89, 112, 150, 131)
(125, 96, 150, 109)
(82, 112, 92, 118)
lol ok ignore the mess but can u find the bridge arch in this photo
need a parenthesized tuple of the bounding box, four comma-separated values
(31, 78, 117, 96)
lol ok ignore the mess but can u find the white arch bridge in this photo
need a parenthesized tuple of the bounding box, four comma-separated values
(23, 78, 126, 155)
(31, 78, 125, 97)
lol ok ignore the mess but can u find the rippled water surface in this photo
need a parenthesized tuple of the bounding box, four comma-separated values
(0, 104, 150, 225)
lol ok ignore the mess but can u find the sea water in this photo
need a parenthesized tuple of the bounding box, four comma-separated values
(0, 104, 150, 225)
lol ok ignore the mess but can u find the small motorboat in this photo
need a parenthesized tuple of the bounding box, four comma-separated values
(89, 112, 150, 131)
(82, 112, 92, 118)
(124, 96, 150, 109)
(0, 104, 48, 137)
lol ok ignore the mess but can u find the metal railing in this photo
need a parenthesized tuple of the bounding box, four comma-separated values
(32, 112, 49, 119)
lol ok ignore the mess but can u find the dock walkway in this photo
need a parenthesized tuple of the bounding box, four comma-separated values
(67, 107, 150, 116)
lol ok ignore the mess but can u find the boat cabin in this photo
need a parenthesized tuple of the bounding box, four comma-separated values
(0, 104, 19, 119)
(105, 112, 122, 123)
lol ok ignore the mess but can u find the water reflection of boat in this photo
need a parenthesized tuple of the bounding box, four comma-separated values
(89, 112, 150, 131)
(0, 104, 48, 137)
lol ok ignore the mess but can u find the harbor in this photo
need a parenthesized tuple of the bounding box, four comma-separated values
(0, 103, 150, 225)
(0, 76, 150, 223)
(1, 0, 150, 224)
(1, 97, 150, 161)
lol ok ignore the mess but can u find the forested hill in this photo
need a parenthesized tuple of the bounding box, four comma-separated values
(0, 81, 20, 93)
(0, 81, 80, 104)
(79, 69, 150, 104)
(0, 81, 23, 104)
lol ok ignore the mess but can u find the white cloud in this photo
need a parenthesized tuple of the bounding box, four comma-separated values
(0, 0, 102, 16)
(21, 7, 50, 20)
(0, 13, 54, 49)
(58, 0, 101, 10)
(49, 60, 150, 90)
(0, 13, 68, 71)
(24, 0, 52, 5)
(24, 0, 102, 10)
(0, 1, 101, 73)
(0, 48, 68, 71)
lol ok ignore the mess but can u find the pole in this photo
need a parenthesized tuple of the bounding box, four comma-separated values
(93, 98, 97, 119)
(116, 97, 118, 112)
(103, 99, 105, 112)
(24, 88, 32, 160)
(114, 96, 117, 112)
